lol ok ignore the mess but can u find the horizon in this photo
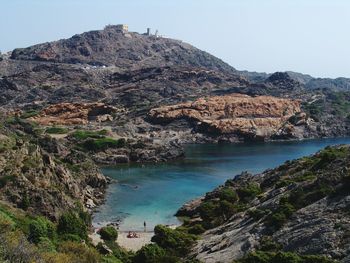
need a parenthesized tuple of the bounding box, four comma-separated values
(1, 0, 350, 78)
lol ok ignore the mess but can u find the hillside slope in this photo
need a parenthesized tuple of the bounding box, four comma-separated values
(177, 145, 350, 262)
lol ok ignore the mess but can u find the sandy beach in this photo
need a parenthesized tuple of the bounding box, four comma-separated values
(90, 229, 154, 251)
(117, 231, 154, 251)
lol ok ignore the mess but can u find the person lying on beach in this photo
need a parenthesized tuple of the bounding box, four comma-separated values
(127, 231, 139, 238)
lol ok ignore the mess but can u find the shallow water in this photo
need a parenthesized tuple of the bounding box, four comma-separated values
(93, 138, 350, 231)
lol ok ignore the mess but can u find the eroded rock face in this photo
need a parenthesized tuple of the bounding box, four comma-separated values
(30, 102, 118, 125)
(149, 94, 310, 140)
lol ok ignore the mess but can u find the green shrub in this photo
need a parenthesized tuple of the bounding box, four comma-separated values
(19, 193, 30, 210)
(20, 110, 39, 119)
(237, 183, 262, 202)
(82, 138, 125, 151)
(0, 175, 15, 188)
(187, 224, 205, 235)
(58, 241, 100, 263)
(132, 244, 166, 263)
(218, 187, 238, 202)
(259, 237, 282, 252)
(198, 201, 218, 222)
(45, 127, 68, 134)
(219, 200, 237, 220)
(59, 234, 82, 242)
(235, 251, 337, 263)
(28, 217, 56, 244)
(236, 251, 275, 263)
(248, 208, 270, 221)
(37, 237, 56, 252)
(313, 146, 349, 170)
(72, 130, 108, 140)
(272, 252, 302, 263)
(99, 226, 118, 241)
(102, 255, 123, 263)
(57, 211, 88, 240)
(266, 198, 295, 229)
(301, 255, 336, 263)
(151, 225, 197, 256)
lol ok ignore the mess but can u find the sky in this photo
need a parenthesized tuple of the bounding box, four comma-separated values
(1, 0, 350, 78)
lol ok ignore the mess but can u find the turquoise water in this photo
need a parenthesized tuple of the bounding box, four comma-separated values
(93, 138, 350, 231)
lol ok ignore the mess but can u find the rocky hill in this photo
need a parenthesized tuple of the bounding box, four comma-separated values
(0, 26, 350, 142)
(10, 25, 235, 74)
(177, 145, 350, 262)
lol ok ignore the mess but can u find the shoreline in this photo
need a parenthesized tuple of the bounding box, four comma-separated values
(90, 224, 179, 251)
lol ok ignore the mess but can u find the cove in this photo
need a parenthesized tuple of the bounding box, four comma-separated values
(93, 138, 350, 231)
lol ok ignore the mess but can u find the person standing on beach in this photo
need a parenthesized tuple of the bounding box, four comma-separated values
(144, 221, 146, 232)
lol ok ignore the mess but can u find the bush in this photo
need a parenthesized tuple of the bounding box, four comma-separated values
(151, 225, 197, 256)
(187, 224, 206, 235)
(219, 200, 237, 220)
(57, 211, 88, 240)
(132, 244, 166, 263)
(272, 252, 302, 263)
(266, 198, 295, 229)
(236, 251, 337, 263)
(28, 217, 56, 244)
(99, 226, 118, 241)
(20, 110, 39, 119)
(218, 187, 238, 202)
(19, 193, 30, 210)
(198, 201, 218, 222)
(58, 241, 100, 263)
(237, 251, 275, 263)
(45, 127, 68, 134)
(37, 237, 56, 252)
(248, 208, 270, 221)
(102, 255, 123, 263)
(237, 183, 262, 202)
(72, 130, 108, 140)
(59, 234, 82, 242)
(259, 237, 282, 252)
(82, 138, 125, 151)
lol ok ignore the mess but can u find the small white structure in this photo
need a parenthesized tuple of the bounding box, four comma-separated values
(116, 24, 128, 32)
(105, 24, 128, 33)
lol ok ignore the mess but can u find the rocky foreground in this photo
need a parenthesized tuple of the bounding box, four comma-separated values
(177, 145, 350, 262)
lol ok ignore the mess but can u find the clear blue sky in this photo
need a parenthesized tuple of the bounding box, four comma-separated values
(1, 0, 350, 78)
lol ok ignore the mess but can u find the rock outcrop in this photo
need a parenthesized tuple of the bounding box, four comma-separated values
(30, 102, 118, 125)
(149, 94, 312, 140)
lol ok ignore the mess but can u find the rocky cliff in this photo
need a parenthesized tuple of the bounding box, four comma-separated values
(149, 94, 314, 141)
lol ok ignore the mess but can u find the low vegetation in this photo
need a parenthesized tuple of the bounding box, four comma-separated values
(45, 126, 69, 134)
(234, 251, 336, 263)
(70, 129, 126, 151)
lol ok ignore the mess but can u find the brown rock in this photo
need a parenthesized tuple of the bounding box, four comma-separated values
(149, 94, 304, 139)
(30, 102, 117, 125)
